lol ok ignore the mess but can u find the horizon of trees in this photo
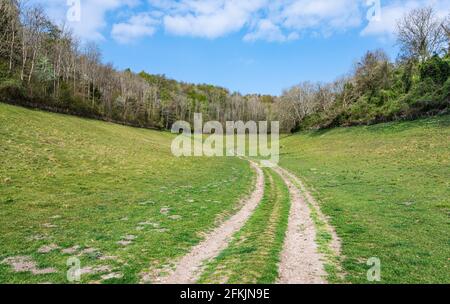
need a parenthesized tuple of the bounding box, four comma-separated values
(0, 1, 449, 133)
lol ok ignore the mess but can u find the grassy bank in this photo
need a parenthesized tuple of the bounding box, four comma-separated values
(279, 115, 450, 283)
(0, 103, 254, 283)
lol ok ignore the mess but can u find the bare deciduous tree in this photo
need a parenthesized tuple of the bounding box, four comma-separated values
(443, 14, 450, 54)
(0, 0, 20, 72)
(397, 7, 447, 62)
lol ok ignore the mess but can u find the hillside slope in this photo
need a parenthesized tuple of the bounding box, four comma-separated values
(280, 115, 450, 283)
(0, 103, 254, 283)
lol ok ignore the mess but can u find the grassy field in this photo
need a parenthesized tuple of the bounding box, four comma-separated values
(279, 116, 450, 283)
(0, 103, 254, 283)
(1, 102, 449, 284)
(198, 169, 290, 284)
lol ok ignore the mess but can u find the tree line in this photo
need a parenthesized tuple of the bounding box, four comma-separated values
(0, 1, 449, 133)
(277, 8, 449, 131)
(0, 0, 273, 130)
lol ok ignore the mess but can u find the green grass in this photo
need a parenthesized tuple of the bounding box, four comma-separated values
(307, 199, 343, 283)
(198, 169, 290, 284)
(0, 103, 254, 284)
(279, 115, 450, 283)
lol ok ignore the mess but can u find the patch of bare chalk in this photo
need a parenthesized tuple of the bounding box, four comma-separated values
(117, 234, 137, 246)
(37, 244, 60, 254)
(1, 256, 57, 275)
(272, 166, 327, 284)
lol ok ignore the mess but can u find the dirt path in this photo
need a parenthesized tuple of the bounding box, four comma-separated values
(281, 169, 342, 258)
(272, 166, 327, 284)
(155, 160, 265, 284)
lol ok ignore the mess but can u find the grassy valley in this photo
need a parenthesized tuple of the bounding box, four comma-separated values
(1, 103, 448, 284)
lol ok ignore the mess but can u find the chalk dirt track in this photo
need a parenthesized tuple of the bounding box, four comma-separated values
(150, 160, 264, 284)
(144, 159, 340, 284)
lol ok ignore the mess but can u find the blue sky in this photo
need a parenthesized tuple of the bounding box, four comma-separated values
(36, 0, 449, 95)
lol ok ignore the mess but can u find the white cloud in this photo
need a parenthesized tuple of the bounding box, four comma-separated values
(158, 0, 366, 41)
(244, 19, 298, 42)
(112, 13, 159, 44)
(31, 0, 139, 41)
(34, 0, 450, 43)
(162, 0, 266, 39)
(281, 0, 363, 33)
(361, 0, 450, 39)
(243, 0, 364, 42)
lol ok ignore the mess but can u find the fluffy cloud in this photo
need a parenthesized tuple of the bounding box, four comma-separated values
(281, 0, 363, 34)
(155, 0, 365, 40)
(69, 0, 137, 40)
(162, 0, 266, 38)
(112, 13, 159, 43)
(244, 19, 299, 42)
(31, 0, 139, 41)
(242, 0, 364, 41)
(33, 0, 450, 43)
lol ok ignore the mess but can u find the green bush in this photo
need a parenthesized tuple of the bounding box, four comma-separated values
(0, 61, 10, 80)
(0, 78, 25, 101)
(439, 77, 450, 101)
(419, 55, 450, 85)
